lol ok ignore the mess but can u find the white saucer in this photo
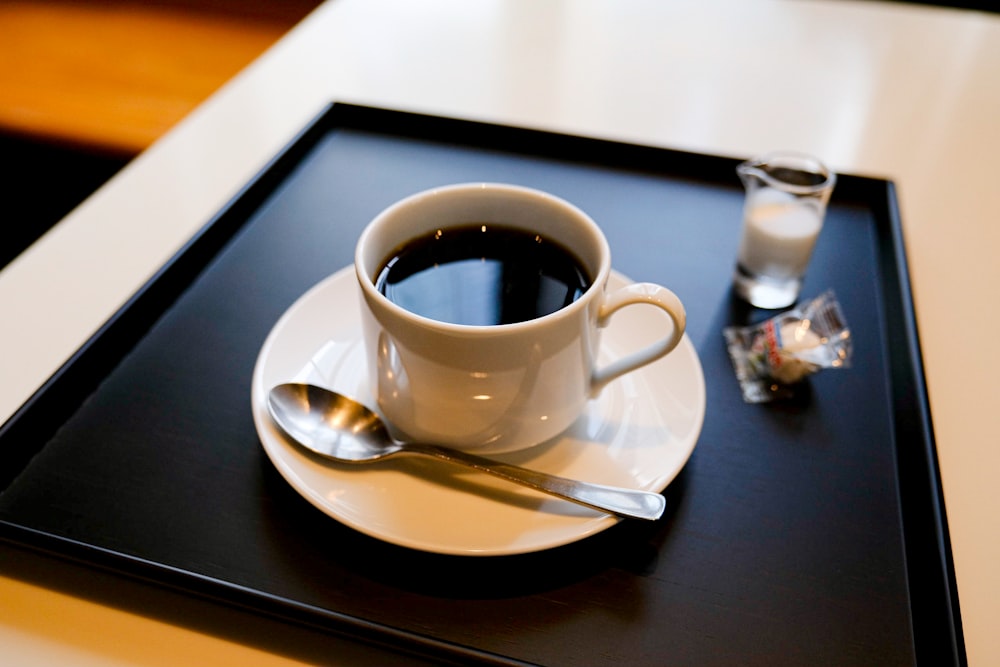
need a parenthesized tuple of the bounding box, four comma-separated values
(251, 266, 706, 556)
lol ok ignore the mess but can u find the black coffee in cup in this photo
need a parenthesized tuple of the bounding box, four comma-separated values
(375, 224, 591, 326)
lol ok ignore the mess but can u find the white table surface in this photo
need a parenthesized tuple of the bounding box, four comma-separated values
(2, 0, 997, 664)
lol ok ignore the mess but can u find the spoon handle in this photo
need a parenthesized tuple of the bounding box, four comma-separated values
(404, 444, 666, 521)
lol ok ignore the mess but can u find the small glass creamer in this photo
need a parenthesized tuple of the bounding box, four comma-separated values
(733, 151, 836, 309)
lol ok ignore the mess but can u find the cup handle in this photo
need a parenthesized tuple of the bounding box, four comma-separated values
(590, 283, 686, 396)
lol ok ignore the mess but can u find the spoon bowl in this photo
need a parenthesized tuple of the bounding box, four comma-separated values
(267, 382, 665, 521)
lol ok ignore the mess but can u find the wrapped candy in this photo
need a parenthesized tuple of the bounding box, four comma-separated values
(724, 291, 852, 403)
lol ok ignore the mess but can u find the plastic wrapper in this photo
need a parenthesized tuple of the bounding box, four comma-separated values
(723, 291, 852, 403)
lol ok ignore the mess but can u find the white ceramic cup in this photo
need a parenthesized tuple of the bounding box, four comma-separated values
(355, 183, 686, 454)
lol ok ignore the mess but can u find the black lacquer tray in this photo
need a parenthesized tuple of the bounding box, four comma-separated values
(0, 104, 963, 666)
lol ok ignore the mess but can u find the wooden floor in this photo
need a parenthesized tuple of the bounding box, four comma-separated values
(0, 1, 321, 157)
(0, 1, 320, 269)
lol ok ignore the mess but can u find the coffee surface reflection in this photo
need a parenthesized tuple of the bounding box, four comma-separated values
(375, 224, 591, 326)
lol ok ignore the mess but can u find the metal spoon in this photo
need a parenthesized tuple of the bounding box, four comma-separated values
(267, 382, 665, 521)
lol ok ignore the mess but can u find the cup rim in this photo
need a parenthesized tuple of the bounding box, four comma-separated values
(355, 182, 611, 335)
